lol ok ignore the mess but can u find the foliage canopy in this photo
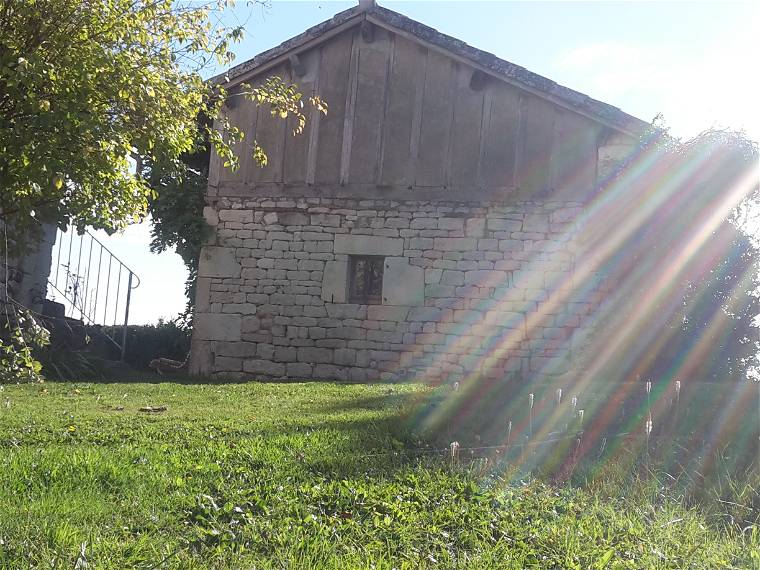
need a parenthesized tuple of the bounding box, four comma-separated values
(0, 0, 321, 238)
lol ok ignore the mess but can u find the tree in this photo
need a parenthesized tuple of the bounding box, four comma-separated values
(0, 0, 320, 240)
(146, 144, 210, 326)
(0, 0, 324, 380)
(577, 126, 760, 385)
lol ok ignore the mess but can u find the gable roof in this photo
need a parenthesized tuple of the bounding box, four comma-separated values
(215, 3, 650, 138)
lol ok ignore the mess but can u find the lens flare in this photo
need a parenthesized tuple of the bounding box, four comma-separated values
(399, 129, 759, 484)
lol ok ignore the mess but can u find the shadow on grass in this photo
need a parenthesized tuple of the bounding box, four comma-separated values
(48, 371, 410, 386)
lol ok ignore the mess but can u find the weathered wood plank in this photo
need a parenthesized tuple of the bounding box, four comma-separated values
(520, 95, 555, 193)
(348, 27, 391, 184)
(550, 110, 600, 197)
(480, 82, 520, 190)
(218, 84, 258, 186)
(449, 63, 485, 188)
(513, 93, 528, 189)
(305, 48, 322, 186)
(416, 50, 454, 187)
(207, 116, 222, 194)
(250, 65, 289, 184)
(339, 30, 360, 185)
(379, 36, 424, 186)
(283, 48, 320, 184)
(315, 30, 354, 185)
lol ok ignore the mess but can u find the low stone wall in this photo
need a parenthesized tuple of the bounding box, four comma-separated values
(190, 196, 600, 382)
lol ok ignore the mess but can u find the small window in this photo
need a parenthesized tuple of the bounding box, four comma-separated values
(348, 256, 384, 304)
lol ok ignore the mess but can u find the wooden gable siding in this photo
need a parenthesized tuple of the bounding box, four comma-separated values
(214, 25, 611, 198)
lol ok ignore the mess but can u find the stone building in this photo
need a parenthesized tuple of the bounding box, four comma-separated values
(189, 1, 648, 382)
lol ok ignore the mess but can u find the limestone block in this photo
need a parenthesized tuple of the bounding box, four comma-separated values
(263, 212, 278, 225)
(329, 326, 366, 340)
(219, 209, 253, 223)
(195, 277, 211, 312)
(298, 303, 323, 316)
(188, 339, 214, 375)
(203, 206, 219, 227)
(498, 240, 523, 252)
(425, 284, 455, 298)
(268, 231, 293, 242)
(298, 259, 324, 271)
(309, 327, 327, 340)
(298, 347, 334, 363)
(215, 356, 242, 371)
(425, 268, 442, 284)
(275, 346, 298, 362)
(334, 348, 357, 366)
(382, 257, 424, 306)
(465, 218, 485, 237)
(367, 330, 403, 343)
(198, 246, 242, 278)
(408, 306, 444, 322)
(271, 293, 296, 305)
(487, 218, 522, 231)
(194, 313, 241, 341)
(321, 259, 348, 303)
(278, 212, 309, 226)
(550, 207, 583, 224)
(483, 311, 524, 328)
(334, 234, 403, 256)
(243, 359, 286, 376)
(367, 305, 410, 321)
(438, 218, 464, 231)
(385, 218, 409, 229)
(320, 303, 367, 318)
(216, 341, 257, 358)
(257, 343, 275, 359)
(318, 339, 347, 348)
(301, 232, 333, 242)
(440, 270, 464, 286)
(410, 237, 434, 250)
(529, 355, 570, 375)
(314, 364, 348, 381)
(222, 303, 257, 315)
(465, 270, 509, 286)
(523, 214, 550, 232)
(454, 257, 476, 270)
(410, 218, 437, 229)
(242, 316, 260, 333)
(433, 237, 476, 252)
(311, 213, 341, 227)
(287, 362, 313, 377)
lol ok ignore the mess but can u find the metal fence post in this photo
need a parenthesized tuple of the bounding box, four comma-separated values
(121, 272, 133, 362)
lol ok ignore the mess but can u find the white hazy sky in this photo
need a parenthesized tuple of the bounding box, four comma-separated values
(79, 0, 759, 325)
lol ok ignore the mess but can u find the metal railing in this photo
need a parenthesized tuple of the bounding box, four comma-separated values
(47, 229, 140, 360)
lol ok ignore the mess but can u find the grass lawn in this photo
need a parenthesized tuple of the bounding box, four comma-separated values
(0, 381, 757, 569)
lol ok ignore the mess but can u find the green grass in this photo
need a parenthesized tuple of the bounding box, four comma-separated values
(0, 381, 757, 569)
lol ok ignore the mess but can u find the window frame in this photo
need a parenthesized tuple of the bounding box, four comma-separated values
(347, 255, 385, 305)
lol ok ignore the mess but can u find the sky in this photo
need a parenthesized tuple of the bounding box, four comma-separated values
(77, 0, 760, 325)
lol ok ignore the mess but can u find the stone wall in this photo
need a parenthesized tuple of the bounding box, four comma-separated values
(0, 221, 56, 314)
(191, 196, 599, 382)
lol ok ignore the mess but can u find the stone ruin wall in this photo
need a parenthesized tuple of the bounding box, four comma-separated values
(190, 196, 601, 383)
(0, 221, 56, 315)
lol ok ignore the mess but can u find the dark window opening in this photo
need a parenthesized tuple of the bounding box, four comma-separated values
(348, 256, 384, 304)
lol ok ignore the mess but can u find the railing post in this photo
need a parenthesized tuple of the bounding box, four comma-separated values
(121, 272, 133, 362)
